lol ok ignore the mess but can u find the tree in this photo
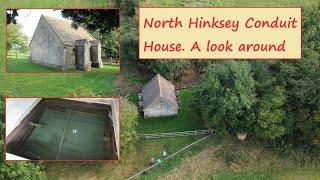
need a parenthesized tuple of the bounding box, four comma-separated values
(115, 0, 138, 17)
(7, 23, 29, 51)
(189, 61, 256, 133)
(120, 98, 138, 155)
(61, 9, 119, 34)
(91, 28, 119, 58)
(122, 16, 138, 63)
(255, 86, 287, 140)
(274, 2, 320, 149)
(251, 62, 289, 140)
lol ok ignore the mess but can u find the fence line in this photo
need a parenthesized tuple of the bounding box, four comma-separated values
(7, 50, 29, 59)
(127, 134, 214, 180)
(138, 129, 214, 139)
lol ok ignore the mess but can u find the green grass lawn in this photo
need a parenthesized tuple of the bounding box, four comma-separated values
(137, 88, 205, 134)
(7, 58, 120, 73)
(0, 74, 118, 96)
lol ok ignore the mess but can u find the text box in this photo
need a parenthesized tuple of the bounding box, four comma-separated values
(139, 8, 301, 59)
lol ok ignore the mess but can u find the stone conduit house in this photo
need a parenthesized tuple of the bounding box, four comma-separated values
(139, 74, 179, 118)
(29, 15, 103, 71)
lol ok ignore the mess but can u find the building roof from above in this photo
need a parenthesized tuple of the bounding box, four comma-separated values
(141, 74, 178, 110)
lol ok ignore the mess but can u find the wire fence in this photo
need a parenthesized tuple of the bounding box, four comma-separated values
(138, 129, 214, 139)
(7, 49, 29, 60)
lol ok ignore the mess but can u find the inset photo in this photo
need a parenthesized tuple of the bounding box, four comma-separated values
(5, 98, 120, 161)
(6, 9, 120, 73)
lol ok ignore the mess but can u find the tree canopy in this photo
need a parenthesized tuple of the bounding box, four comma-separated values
(189, 61, 256, 133)
(7, 23, 29, 51)
(61, 9, 119, 34)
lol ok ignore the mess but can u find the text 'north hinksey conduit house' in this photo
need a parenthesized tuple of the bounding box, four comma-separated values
(29, 15, 103, 71)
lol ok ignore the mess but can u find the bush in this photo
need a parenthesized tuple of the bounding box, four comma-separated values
(148, 60, 191, 81)
(120, 98, 138, 155)
(0, 159, 46, 180)
(189, 61, 256, 133)
(255, 86, 288, 140)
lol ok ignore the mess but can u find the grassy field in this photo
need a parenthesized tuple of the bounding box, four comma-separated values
(45, 136, 204, 179)
(137, 88, 205, 133)
(0, 74, 118, 96)
(7, 58, 120, 73)
(162, 136, 320, 180)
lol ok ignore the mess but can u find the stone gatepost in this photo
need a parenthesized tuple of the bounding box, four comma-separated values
(75, 39, 91, 71)
(90, 40, 103, 68)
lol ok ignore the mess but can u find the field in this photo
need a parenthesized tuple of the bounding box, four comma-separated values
(7, 58, 120, 73)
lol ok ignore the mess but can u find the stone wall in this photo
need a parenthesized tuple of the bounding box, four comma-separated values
(143, 97, 178, 118)
(90, 40, 103, 68)
(75, 39, 91, 71)
(63, 45, 76, 70)
(30, 16, 64, 68)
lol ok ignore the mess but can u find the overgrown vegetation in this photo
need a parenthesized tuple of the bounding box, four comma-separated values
(120, 98, 139, 155)
(189, 3, 320, 152)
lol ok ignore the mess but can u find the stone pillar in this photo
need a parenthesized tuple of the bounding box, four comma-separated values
(90, 40, 103, 68)
(75, 39, 91, 71)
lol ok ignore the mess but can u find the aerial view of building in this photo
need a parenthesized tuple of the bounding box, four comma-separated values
(139, 74, 179, 118)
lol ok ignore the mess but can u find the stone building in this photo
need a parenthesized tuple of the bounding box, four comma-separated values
(29, 15, 103, 71)
(139, 74, 179, 118)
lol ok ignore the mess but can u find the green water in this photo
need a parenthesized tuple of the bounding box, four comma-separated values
(18, 107, 108, 160)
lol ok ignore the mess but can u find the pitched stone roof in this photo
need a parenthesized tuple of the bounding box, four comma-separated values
(142, 74, 178, 109)
(42, 15, 95, 45)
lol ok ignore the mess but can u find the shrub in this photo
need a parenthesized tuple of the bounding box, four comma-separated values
(148, 60, 191, 81)
(120, 98, 139, 155)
